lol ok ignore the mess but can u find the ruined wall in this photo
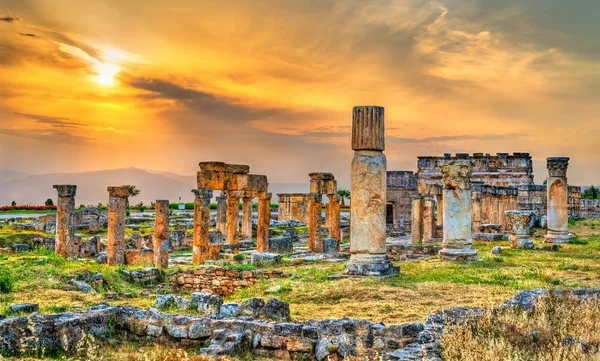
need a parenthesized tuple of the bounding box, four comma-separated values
(386, 171, 418, 232)
(170, 267, 288, 296)
(580, 199, 600, 219)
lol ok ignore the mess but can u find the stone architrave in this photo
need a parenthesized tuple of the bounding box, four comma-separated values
(328, 194, 342, 250)
(506, 210, 535, 249)
(411, 196, 423, 244)
(53, 185, 77, 259)
(257, 192, 272, 252)
(226, 191, 243, 253)
(192, 189, 212, 265)
(241, 195, 254, 240)
(438, 160, 478, 261)
(308, 193, 323, 253)
(107, 186, 129, 266)
(153, 200, 170, 269)
(344, 106, 398, 276)
(545, 157, 572, 243)
(422, 197, 435, 242)
(216, 194, 227, 233)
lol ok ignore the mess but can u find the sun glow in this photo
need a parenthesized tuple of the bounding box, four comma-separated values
(94, 62, 120, 85)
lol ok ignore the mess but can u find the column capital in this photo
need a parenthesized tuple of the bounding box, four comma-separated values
(53, 184, 77, 197)
(440, 159, 472, 190)
(226, 190, 245, 199)
(352, 106, 385, 151)
(192, 189, 213, 200)
(547, 157, 569, 177)
(107, 186, 130, 198)
(258, 192, 272, 201)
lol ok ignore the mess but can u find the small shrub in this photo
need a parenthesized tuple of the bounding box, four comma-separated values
(568, 218, 577, 226)
(233, 253, 245, 261)
(0, 266, 15, 293)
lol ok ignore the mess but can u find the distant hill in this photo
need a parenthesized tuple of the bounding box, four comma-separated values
(0, 167, 309, 206)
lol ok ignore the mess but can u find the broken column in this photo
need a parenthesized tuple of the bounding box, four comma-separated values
(153, 200, 170, 269)
(53, 185, 77, 259)
(506, 210, 535, 249)
(308, 193, 323, 253)
(328, 194, 342, 250)
(226, 191, 242, 253)
(545, 157, 572, 243)
(422, 197, 435, 242)
(241, 194, 254, 240)
(256, 192, 271, 252)
(192, 189, 212, 265)
(411, 196, 423, 244)
(438, 160, 478, 261)
(107, 186, 129, 266)
(344, 106, 398, 276)
(216, 194, 227, 234)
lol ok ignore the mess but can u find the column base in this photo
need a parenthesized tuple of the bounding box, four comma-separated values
(438, 248, 478, 261)
(343, 254, 399, 277)
(544, 230, 572, 244)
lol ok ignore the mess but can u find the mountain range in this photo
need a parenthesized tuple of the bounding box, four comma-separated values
(0, 167, 308, 206)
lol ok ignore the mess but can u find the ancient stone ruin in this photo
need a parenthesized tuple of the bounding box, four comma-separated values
(545, 157, 572, 243)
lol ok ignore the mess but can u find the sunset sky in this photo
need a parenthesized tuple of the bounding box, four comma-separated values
(1, 0, 599, 186)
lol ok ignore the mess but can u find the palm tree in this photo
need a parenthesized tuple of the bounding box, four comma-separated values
(337, 189, 351, 206)
(123, 185, 140, 208)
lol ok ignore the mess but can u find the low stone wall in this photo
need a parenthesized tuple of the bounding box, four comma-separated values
(387, 244, 441, 262)
(122, 268, 162, 284)
(169, 267, 288, 296)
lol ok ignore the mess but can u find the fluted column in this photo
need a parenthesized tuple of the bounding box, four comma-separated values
(226, 191, 242, 253)
(308, 194, 322, 253)
(506, 210, 535, 249)
(345, 106, 398, 276)
(241, 195, 253, 240)
(53, 185, 77, 259)
(411, 196, 423, 244)
(257, 192, 271, 252)
(153, 200, 170, 269)
(438, 160, 478, 261)
(545, 157, 572, 243)
(107, 186, 129, 266)
(192, 189, 212, 265)
(422, 197, 435, 242)
(328, 194, 342, 251)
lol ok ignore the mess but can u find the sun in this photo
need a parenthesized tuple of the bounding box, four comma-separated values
(94, 62, 120, 85)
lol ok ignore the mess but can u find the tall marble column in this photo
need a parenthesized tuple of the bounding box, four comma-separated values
(241, 195, 253, 240)
(308, 194, 322, 253)
(153, 200, 170, 269)
(411, 196, 423, 244)
(107, 186, 129, 266)
(422, 197, 435, 242)
(328, 194, 342, 251)
(506, 210, 535, 249)
(216, 194, 227, 234)
(438, 160, 478, 261)
(345, 106, 398, 276)
(53, 185, 77, 259)
(257, 192, 271, 252)
(471, 182, 484, 234)
(226, 191, 242, 253)
(192, 189, 212, 265)
(545, 157, 572, 243)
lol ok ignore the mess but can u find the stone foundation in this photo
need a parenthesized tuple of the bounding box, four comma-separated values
(387, 244, 442, 262)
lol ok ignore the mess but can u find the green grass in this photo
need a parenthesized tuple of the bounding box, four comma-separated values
(0, 209, 56, 214)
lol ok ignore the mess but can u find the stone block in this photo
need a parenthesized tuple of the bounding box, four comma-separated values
(251, 252, 283, 266)
(190, 292, 223, 317)
(11, 244, 30, 253)
(322, 238, 337, 254)
(268, 236, 293, 254)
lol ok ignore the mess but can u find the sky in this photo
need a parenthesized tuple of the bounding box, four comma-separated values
(0, 0, 599, 187)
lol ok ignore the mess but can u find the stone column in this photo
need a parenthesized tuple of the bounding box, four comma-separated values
(216, 194, 227, 233)
(257, 192, 271, 252)
(308, 194, 322, 253)
(435, 194, 444, 227)
(107, 186, 129, 266)
(192, 189, 212, 265)
(345, 106, 398, 276)
(506, 210, 535, 249)
(498, 187, 507, 230)
(438, 160, 478, 261)
(545, 157, 572, 243)
(241, 195, 253, 240)
(411, 196, 423, 244)
(53, 185, 77, 259)
(491, 188, 500, 225)
(328, 194, 342, 251)
(481, 186, 491, 224)
(422, 197, 435, 242)
(471, 182, 484, 234)
(226, 191, 242, 253)
(153, 200, 170, 269)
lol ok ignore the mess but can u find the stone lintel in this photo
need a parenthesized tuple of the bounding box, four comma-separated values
(228, 174, 268, 192)
(107, 186, 130, 198)
(198, 161, 249, 174)
(53, 184, 77, 197)
(309, 172, 335, 180)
